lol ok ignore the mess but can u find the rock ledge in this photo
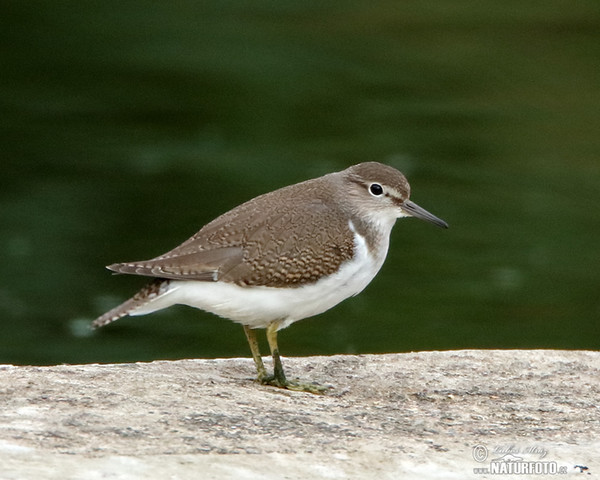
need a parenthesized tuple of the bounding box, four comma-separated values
(1, 350, 598, 479)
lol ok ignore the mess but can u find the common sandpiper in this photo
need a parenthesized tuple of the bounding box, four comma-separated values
(93, 162, 448, 393)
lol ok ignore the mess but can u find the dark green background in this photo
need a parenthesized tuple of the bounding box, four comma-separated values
(2, 1, 599, 365)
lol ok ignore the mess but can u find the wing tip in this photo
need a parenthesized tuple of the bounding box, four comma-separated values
(106, 262, 146, 275)
(105, 260, 220, 281)
(106, 262, 123, 273)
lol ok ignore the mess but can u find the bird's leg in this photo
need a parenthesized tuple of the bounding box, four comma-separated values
(266, 321, 287, 387)
(244, 322, 331, 394)
(243, 325, 268, 382)
(264, 321, 331, 394)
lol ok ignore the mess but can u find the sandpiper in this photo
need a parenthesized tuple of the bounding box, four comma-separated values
(93, 162, 448, 393)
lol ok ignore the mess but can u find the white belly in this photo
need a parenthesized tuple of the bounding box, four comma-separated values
(130, 225, 390, 330)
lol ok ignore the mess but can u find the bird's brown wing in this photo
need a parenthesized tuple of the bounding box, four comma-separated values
(107, 246, 244, 281)
(107, 176, 355, 287)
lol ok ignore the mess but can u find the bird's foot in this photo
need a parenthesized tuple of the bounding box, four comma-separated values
(283, 378, 333, 394)
(258, 375, 332, 394)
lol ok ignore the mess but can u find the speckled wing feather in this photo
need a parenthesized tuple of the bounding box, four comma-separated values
(107, 174, 356, 288)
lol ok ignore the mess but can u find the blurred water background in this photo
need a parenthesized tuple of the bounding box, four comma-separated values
(1, 1, 599, 365)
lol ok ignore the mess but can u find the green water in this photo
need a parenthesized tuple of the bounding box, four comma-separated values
(1, 1, 599, 365)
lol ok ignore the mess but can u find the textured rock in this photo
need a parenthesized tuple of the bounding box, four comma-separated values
(1, 350, 598, 479)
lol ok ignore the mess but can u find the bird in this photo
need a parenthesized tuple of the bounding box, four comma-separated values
(92, 162, 448, 393)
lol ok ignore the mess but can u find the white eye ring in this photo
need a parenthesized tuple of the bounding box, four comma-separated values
(369, 183, 384, 196)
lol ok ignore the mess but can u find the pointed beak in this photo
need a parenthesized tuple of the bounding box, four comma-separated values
(401, 200, 449, 229)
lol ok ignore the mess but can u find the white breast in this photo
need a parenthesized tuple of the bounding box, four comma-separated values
(130, 220, 393, 330)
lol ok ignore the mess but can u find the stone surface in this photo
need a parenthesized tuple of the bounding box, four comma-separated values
(1, 350, 598, 479)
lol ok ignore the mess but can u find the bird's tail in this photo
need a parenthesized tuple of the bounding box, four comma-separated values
(92, 279, 171, 328)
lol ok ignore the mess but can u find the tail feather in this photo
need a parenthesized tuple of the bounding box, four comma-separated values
(92, 279, 170, 328)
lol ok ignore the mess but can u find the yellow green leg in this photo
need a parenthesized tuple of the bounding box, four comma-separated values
(243, 325, 268, 382)
(266, 321, 288, 387)
(265, 322, 331, 394)
(243, 323, 331, 394)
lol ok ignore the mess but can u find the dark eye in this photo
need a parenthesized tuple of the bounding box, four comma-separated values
(369, 183, 384, 196)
